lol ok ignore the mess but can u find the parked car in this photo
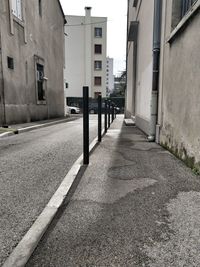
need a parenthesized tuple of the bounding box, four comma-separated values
(115, 106, 120, 113)
(67, 106, 80, 114)
(89, 102, 120, 114)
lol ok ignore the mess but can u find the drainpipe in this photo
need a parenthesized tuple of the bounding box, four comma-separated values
(148, 0, 162, 142)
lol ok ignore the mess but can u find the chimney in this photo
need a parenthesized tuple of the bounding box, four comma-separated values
(85, 6, 92, 17)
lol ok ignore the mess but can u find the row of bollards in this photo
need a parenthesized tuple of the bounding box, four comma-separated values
(83, 86, 117, 165)
(104, 98, 116, 135)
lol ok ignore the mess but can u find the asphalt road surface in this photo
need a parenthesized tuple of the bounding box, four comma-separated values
(0, 115, 99, 266)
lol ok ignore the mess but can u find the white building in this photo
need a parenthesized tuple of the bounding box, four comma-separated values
(64, 7, 107, 104)
(126, 0, 200, 173)
(106, 57, 114, 96)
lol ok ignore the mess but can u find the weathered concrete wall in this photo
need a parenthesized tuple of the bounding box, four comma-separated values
(126, 40, 134, 118)
(125, 0, 135, 118)
(160, 0, 200, 169)
(92, 16, 107, 98)
(0, 0, 65, 124)
(135, 0, 154, 134)
(64, 15, 86, 98)
(126, 0, 154, 134)
(65, 10, 107, 100)
(0, 30, 3, 125)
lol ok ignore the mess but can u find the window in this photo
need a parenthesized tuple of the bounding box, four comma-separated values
(39, 0, 42, 16)
(133, 0, 139, 7)
(95, 44, 102, 54)
(65, 82, 69, 89)
(171, 0, 198, 29)
(36, 63, 45, 101)
(7, 57, 14, 69)
(12, 0, 22, 20)
(94, 77, 102, 86)
(94, 61, 102, 70)
(94, 27, 102, 37)
(181, 0, 197, 16)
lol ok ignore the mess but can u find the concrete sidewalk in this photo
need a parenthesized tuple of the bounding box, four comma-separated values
(24, 114, 200, 266)
(0, 115, 81, 138)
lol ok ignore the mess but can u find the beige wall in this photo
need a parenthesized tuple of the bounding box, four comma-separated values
(65, 10, 107, 100)
(135, 0, 154, 134)
(64, 15, 85, 98)
(126, 0, 135, 118)
(126, 0, 154, 134)
(92, 16, 107, 98)
(126, 40, 134, 117)
(159, 0, 200, 167)
(0, 0, 65, 125)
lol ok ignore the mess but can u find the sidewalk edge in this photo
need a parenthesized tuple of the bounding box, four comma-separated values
(0, 117, 75, 139)
(3, 137, 99, 267)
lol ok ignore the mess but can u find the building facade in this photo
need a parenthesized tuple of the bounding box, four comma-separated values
(126, 0, 155, 135)
(106, 57, 114, 96)
(64, 7, 107, 103)
(126, 0, 200, 170)
(0, 0, 65, 125)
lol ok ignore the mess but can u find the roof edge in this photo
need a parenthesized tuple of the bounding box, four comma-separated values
(57, 0, 67, 24)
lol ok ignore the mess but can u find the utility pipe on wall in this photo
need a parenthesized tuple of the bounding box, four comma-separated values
(148, 0, 162, 142)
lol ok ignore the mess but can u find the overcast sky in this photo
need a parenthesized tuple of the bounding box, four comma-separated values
(60, 0, 127, 76)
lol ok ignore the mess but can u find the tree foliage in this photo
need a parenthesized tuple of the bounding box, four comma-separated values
(110, 70, 126, 97)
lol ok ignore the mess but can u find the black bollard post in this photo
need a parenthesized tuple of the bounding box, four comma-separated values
(98, 94, 102, 142)
(112, 104, 114, 122)
(108, 100, 111, 128)
(83, 86, 89, 165)
(104, 99, 108, 133)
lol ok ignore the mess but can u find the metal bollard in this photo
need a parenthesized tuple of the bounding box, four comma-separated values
(104, 99, 108, 133)
(108, 100, 111, 128)
(98, 94, 102, 142)
(83, 86, 89, 165)
(112, 104, 114, 122)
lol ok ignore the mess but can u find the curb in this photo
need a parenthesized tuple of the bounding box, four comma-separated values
(0, 131, 16, 138)
(0, 117, 77, 139)
(3, 136, 99, 267)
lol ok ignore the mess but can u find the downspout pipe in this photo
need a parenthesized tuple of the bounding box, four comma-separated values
(148, 0, 162, 142)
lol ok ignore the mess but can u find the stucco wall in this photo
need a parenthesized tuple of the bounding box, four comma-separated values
(160, 0, 200, 167)
(126, 40, 134, 117)
(126, 0, 154, 134)
(125, 0, 135, 118)
(64, 12, 107, 99)
(0, 0, 65, 124)
(106, 57, 114, 95)
(0, 32, 5, 125)
(92, 16, 107, 98)
(135, 0, 154, 133)
(64, 15, 85, 97)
